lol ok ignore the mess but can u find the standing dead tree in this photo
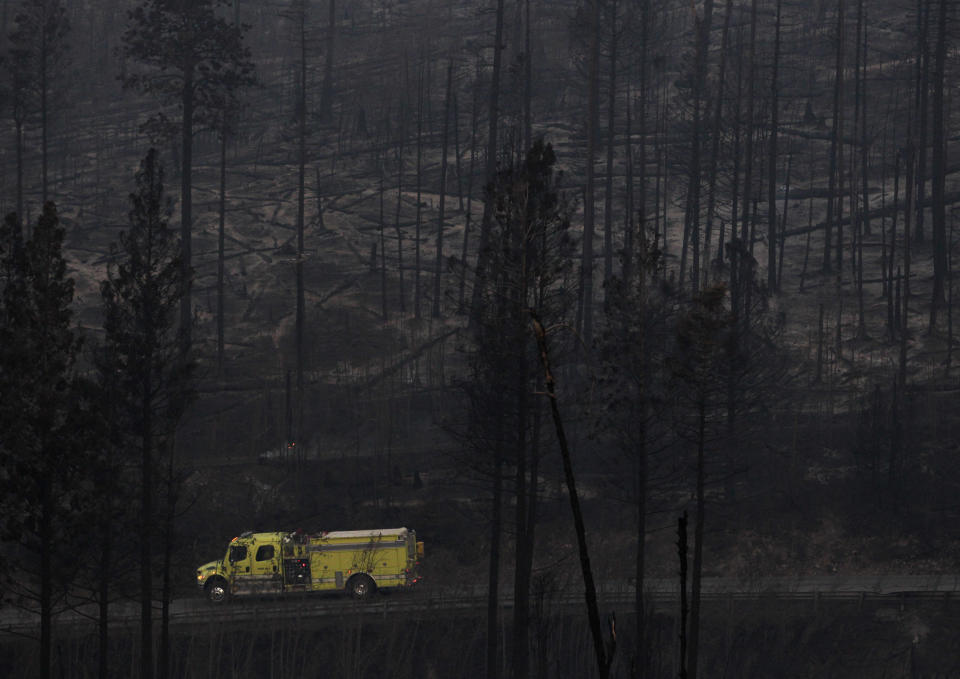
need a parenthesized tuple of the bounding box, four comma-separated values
(532, 313, 615, 679)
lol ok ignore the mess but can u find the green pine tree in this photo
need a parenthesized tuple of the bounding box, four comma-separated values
(0, 201, 82, 679)
(99, 149, 191, 679)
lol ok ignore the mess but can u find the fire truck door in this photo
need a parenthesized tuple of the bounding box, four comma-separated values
(228, 543, 253, 593)
(251, 544, 282, 594)
(252, 544, 279, 577)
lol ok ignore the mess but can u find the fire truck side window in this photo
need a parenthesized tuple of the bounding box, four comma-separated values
(256, 545, 274, 561)
(229, 545, 247, 562)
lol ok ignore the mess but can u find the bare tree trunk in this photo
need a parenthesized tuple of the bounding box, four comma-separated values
(687, 403, 706, 679)
(459, 57, 481, 313)
(433, 60, 453, 318)
(578, 0, 600, 346)
(823, 0, 843, 273)
(394, 82, 407, 313)
(180, 67, 194, 356)
(158, 465, 175, 679)
(678, 511, 688, 679)
(914, 0, 930, 245)
(40, 472, 51, 679)
(638, 5, 651, 244)
(470, 0, 505, 326)
(415, 56, 424, 319)
(767, 0, 782, 292)
(778, 154, 791, 290)
(518, 388, 542, 679)
(486, 439, 503, 679)
(860, 11, 871, 239)
(681, 0, 715, 293)
(454, 89, 463, 212)
(217, 130, 227, 376)
(15, 118, 23, 235)
(889, 150, 900, 338)
(703, 0, 733, 282)
(850, 0, 870, 340)
(380, 160, 388, 321)
(531, 315, 612, 679)
(603, 0, 618, 293)
(634, 228, 650, 679)
(816, 302, 825, 383)
(739, 0, 759, 249)
(628, 0, 651, 289)
(320, 0, 335, 120)
(948, 212, 954, 375)
(511, 344, 531, 679)
(140, 412, 153, 679)
(296, 6, 307, 445)
(721, 24, 745, 268)
(524, 0, 532, 152)
(658, 92, 668, 262)
(98, 516, 110, 679)
(40, 8, 48, 204)
(837, 124, 846, 280)
(901, 142, 915, 390)
(624, 77, 634, 285)
(881, 115, 890, 298)
(928, 0, 947, 328)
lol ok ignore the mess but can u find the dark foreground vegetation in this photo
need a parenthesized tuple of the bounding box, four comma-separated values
(1, 0, 959, 677)
(2, 596, 959, 678)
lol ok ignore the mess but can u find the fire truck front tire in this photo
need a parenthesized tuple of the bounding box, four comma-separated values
(347, 574, 376, 601)
(205, 577, 229, 604)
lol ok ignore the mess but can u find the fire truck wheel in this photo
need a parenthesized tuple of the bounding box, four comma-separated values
(347, 574, 376, 601)
(205, 577, 229, 604)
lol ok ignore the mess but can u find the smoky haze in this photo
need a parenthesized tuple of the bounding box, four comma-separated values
(0, 1, 958, 678)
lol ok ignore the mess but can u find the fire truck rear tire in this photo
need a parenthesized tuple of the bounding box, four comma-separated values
(347, 574, 376, 601)
(205, 577, 229, 604)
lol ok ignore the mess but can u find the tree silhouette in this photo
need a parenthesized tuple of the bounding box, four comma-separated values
(99, 149, 191, 679)
(669, 283, 735, 679)
(463, 140, 575, 679)
(9, 0, 70, 205)
(0, 202, 81, 679)
(121, 0, 254, 354)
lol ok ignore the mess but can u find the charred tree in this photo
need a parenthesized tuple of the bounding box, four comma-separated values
(928, 0, 948, 328)
(99, 151, 191, 679)
(823, 0, 844, 273)
(121, 0, 254, 355)
(767, 0, 782, 292)
(433, 59, 453, 319)
(469, 0, 506, 327)
(577, 0, 600, 345)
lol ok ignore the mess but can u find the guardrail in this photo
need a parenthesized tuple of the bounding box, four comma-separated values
(2, 575, 957, 638)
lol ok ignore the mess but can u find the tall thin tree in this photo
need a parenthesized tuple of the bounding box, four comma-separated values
(9, 0, 69, 205)
(928, 0, 948, 328)
(0, 202, 80, 679)
(576, 0, 601, 346)
(122, 0, 254, 354)
(433, 59, 453, 318)
(100, 151, 190, 679)
(470, 0, 506, 327)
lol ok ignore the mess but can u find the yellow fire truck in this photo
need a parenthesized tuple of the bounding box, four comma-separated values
(196, 528, 423, 603)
